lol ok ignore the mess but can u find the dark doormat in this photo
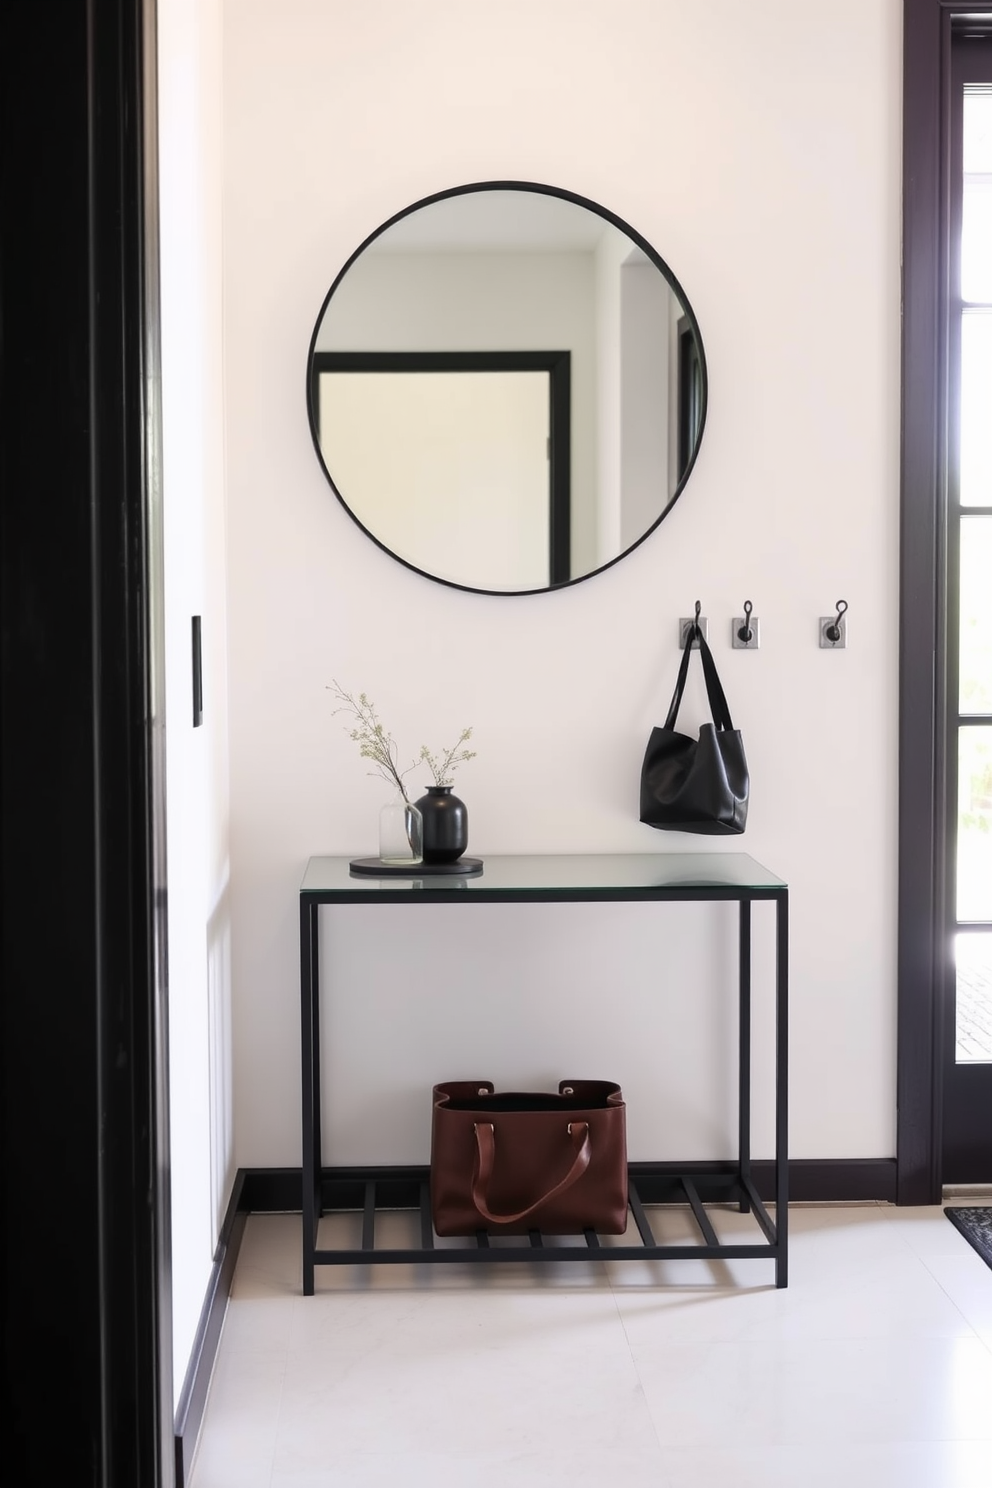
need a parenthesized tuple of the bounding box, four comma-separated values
(944, 1207, 992, 1270)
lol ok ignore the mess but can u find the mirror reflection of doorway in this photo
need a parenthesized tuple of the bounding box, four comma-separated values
(321, 368, 551, 591)
(312, 350, 571, 589)
(307, 184, 706, 593)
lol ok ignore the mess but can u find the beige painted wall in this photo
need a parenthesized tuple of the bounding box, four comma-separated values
(221, 0, 901, 1169)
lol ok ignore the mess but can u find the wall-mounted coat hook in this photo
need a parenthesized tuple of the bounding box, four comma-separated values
(820, 599, 848, 649)
(732, 599, 760, 650)
(679, 598, 708, 648)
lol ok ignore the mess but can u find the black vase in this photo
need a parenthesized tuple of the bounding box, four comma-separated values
(415, 784, 468, 864)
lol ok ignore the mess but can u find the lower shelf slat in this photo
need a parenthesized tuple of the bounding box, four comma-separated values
(310, 1242, 780, 1266)
(307, 1163, 784, 1273)
(628, 1181, 658, 1247)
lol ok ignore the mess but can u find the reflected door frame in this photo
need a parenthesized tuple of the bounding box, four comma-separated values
(899, 0, 992, 1202)
(310, 350, 572, 588)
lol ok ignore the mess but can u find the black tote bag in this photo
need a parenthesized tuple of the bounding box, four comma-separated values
(639, 623, 749, 835)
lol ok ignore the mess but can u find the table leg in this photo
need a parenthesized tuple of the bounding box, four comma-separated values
(300, 898, 320, 1295)
(739, 899, 752, 1212)
(775, 890, 789, 1287)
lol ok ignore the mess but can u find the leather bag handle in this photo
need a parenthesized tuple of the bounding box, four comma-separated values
(664, 624, 736, 733)
(471, 1120, 591, 1226)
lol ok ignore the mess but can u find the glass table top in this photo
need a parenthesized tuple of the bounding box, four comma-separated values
(300, 852, 786, 897)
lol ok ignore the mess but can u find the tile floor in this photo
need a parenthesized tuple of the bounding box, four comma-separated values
(189, 1200, 992, 1488)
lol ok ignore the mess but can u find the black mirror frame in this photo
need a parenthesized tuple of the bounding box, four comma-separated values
(306, 179, 708, 597)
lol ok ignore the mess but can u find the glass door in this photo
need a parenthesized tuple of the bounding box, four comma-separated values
(944, 43, 992, 1182)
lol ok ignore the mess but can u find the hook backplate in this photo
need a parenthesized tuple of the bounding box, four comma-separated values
(819, 615, 848, 648)
(679, 617, 709, 649)
(732, 615, 760, 650)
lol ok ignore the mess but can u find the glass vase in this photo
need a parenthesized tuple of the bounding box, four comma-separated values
(379, 792, 423, 865)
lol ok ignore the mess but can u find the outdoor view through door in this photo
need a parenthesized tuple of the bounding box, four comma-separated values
(946, 40, 992, 1181)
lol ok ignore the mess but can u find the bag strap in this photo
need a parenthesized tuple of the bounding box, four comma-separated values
(471, 1120, 591, 1226)
(697, 628, 736, 731)
(663, 624, 736, 732)
(663, 633, 695, 730)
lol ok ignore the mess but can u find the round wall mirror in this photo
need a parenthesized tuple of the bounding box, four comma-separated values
(306, 181, 707, 595)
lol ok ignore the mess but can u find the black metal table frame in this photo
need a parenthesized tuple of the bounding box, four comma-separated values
(299, 863, 789, 1292)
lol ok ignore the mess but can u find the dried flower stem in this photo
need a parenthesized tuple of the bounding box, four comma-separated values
(419, 728, 476, 787)
(327, 682, 415, 801)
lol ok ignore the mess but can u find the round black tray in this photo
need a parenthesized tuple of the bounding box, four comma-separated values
(349, 856, 484, 878)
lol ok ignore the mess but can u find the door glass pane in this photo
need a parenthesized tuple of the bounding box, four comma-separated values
(963, 92, 992, 175)
(962, 91, 992, 301)
(960, 516, 992, 713)
(956, 932, 992, 1064)
(962, 181, 992, 302)
(960, 310, 992, 507)
(958, 727, 992, 921)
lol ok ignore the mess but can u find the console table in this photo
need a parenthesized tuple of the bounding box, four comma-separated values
(299, 852, 788, 1292)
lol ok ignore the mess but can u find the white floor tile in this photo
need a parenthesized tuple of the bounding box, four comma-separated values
(215, 1293, 301, 1356)
(922, 1250, 992, 1346)
(629, 1335, 992, 1448)
(879, 1201, 992, 1260)
(268, 1447, 673, 1488)
(612, 1249, 981, 1344)
(662, 1440, 992, 1488)
(272, 1337, 658, 1468)
(204, 1346, 287, 1416)
(188, 1207, 992, 1488)
(189, 1350, 284, 1488)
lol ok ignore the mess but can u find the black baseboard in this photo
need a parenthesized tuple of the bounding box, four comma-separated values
(176, 1156, 897, 1475)
(757, 1158, 897, 1203)
(238, 1157, 898, 1213)
(173, 1171, 249, 1488)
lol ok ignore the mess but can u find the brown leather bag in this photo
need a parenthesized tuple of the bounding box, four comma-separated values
(430, 1079, 628, 1236)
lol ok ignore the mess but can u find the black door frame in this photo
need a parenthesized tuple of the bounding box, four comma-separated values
(942, 31, 992, 1184)
(1, 0, 170, 1481)
(897, 0, 992, 1204)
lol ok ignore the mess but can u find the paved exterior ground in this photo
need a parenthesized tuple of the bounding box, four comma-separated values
(957, 943, 992, 1062)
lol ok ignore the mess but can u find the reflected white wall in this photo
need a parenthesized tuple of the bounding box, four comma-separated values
(595, 227, 625, 564)
(620, 259, 671, 550)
